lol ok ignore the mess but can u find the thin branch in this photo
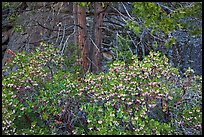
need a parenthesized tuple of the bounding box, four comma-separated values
(55, 23, 62, 43)
(111, 5, 141, 28)
(113, 3, 141, 26)
(99, 26, 115, 33)
(156, 2, 174, 13)
(103, 20, 125, 28)
(90, 37, 100, 51)
(86, 56, 99, 70)
(57, 2, 64, 16)
(61, 27, 76, 55)
(111, 6, 128, 22)
(127, 33, 138, 54)
(121, 2, 134, 20)
(102, 42, 112, 47)
(84, 62, 91, 78)
(59, 25, 66, 50)
(147, 29, 166, 42)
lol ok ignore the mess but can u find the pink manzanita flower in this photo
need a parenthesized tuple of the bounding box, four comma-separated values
(90, 90, 95, 93)
(20, 107, 25, 111)
(194, 124, 202, 129)
(114, 92, 118, 96)
(188, 111, 193, 114)
(138, 75, 143, 79)
(127, 102, 133, 105)
(148, 82, 153, 86)
(121, 72, 125, 77)
(82, 87, 88, 91)
(7, 84, 14, 87)
(144, 92, 149, 98)
(132, 73, 137, 77)
(136, 99, 141, 104)
(25, 86, 31, 90)
(141, 67, 146, 71)
(149, 104, 156, 108)
(33, 83, 38, 86)
(144, 72, 149, 76)
(107, 76, 111, 80)
(103, 91, 107, 94)
(95, 93, 99, 97)
(119, 84, 123, 88)
(95, 83, 101, 87)
(61, 109, 65, 113)
(78, 92, 82, 96)
(157, 94, 164, 97)
(113, 86, 117, 90)
(115, 67, 122, 73)
(167, 96, 173, 100)
(84, 79, 88, 83)
(108, 93, 114, 98)
(12, 95, 17, 98)
(152, 82, 158, 86)
(90, 81, 95, 85)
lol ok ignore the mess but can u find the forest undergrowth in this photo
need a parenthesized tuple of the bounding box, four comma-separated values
(2, 43, 202, 135)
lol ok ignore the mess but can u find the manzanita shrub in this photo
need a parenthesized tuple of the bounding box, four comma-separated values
(2, 43, 82, 135)
(2, 43, 202, 135)
(76, 51, 202, 135)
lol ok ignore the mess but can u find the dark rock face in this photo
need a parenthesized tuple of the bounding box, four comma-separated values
(2, 2, 74, 66)
(171, 30, 202, 75)
(2, 2, 202, 75)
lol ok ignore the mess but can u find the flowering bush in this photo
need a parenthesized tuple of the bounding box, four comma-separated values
(2, 43, 81, 135)
(2, 44, 202, 135)
(76, 51, 202, 135)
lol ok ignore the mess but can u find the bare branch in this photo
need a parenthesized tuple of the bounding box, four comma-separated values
(111, 5, 140, 27)
(156, 2, 174, 13)
(102, 42, 112, 47)
(111, 6, 128, 22)
(59, 25, 66, 50)
(99, 26, 115, 33)
(147, 29, 166, 42)
(60, 27, 76, 55)
(90, 37, 100, 51)
(55, 23, 62, 43)
(121, 2, 134, 20)
(127, 33, 138, 53)
(86, 56, 99, 70)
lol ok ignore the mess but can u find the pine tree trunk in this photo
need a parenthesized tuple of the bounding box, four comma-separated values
(91, 2, 104, 73)
(73, 3, 89, 74)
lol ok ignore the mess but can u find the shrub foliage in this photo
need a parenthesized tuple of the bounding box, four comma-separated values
(2, 43, 202, 135)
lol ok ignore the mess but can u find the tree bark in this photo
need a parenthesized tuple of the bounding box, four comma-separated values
(91, 2, 104, 73)
(73, 3, 89, 74)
